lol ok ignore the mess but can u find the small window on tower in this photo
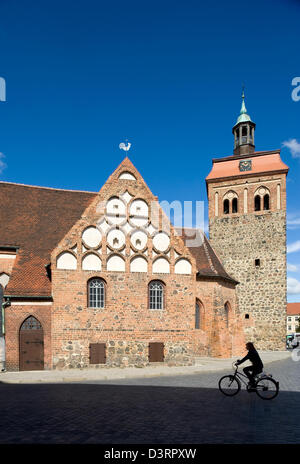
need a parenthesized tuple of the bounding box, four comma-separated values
(245, 314, 249, 319)
(232, 198, 238, 213)
(223, 199, 229, 215)
(254, 195, 261, 211)
(255, 259, 260, 267)
(263, 194, 270, 211)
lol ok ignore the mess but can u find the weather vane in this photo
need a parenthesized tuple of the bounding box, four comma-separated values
(119, 139, 131, 152)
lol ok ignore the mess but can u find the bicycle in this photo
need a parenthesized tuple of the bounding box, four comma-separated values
(218, 363, 279, 400)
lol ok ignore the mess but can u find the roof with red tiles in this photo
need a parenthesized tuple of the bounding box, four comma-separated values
(287, 303, 300, 316)
(175, 227, 238, 285)
(206, 150, 289, 182)
(0, 181, 96, 296)
(0, 162, 237, 297)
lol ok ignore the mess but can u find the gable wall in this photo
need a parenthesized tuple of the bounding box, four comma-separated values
(50, 160, 200, 368)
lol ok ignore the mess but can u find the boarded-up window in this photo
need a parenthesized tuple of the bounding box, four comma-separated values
(89, 343, 106, 364)
(148, 342, 164, 362)
(224, 303, 230, 328)
(195, 303, 200, 329)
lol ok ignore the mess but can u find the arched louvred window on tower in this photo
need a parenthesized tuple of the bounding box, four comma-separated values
(149, 280, 165, 310)
(232, 197, 238, 214)
(263, 194, 270, 211)
(254, 195, 261, 211)
(223, 191, 238, 215)
(223, 199, 229, 215)
(88, 278, 105, 308)
(254, 187, 270, 212)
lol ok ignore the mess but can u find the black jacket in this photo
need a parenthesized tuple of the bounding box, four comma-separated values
(237, 349, 263, 369)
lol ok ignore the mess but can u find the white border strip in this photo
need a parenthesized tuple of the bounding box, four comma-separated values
(11, 302, 53, 306)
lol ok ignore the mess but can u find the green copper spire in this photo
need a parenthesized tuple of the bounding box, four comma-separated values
(235, 88, 253, 125)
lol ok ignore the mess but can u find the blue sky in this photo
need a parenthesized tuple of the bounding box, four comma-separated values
(0, 0, 299, 301)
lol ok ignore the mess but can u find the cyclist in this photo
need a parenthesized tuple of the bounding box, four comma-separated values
(236, 342, 263, 388)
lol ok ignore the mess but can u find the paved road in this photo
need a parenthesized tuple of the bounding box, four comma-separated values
(0, 357, 299, 444)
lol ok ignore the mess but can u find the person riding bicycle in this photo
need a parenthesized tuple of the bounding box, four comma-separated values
(236, 342, 263, 387)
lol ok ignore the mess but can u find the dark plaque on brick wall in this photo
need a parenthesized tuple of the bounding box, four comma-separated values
(239, 159, 252, 171)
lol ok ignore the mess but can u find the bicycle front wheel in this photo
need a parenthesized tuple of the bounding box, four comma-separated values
(219, 375, 241, 396)
(255, 377, 279, 400)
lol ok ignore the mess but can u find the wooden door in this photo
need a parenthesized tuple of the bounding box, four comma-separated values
(19, 316, 44, 371)
(149, 342, 164, 362)
(89, 343, 106, 364)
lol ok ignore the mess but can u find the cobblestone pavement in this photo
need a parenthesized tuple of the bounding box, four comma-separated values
(0, 357, 299, 444)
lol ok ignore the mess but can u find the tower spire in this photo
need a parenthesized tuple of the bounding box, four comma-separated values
(232, 88, 256, 156)
(240, 87, 247, 114)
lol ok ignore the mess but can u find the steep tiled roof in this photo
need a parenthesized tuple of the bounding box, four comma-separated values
(0, 177, 237, 297)
(0, 182, 96, 296)
(206, 150, 289, 182)
(287, 303, 300, 316)
(175, 228, 238, 285)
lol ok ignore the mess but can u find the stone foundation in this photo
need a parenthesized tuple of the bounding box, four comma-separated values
(52, 340, 194, 369)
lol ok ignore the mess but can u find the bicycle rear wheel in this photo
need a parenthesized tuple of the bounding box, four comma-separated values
(218, 375, 240, 396)
(255, 377, 279, 400)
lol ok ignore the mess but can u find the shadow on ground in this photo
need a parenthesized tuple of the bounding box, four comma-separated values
(0, 382, 299, 444)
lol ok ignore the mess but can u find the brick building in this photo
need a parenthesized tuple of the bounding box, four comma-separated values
(0, 94, 288, 371)
(287, 303, 300, 335)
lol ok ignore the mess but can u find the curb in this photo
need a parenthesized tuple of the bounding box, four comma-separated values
(0, 351, 291, 384)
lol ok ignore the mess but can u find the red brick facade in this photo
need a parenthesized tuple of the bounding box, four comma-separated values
(1, 157, 245, 371)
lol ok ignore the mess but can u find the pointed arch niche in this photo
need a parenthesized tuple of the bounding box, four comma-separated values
(195, 299, 205, 330)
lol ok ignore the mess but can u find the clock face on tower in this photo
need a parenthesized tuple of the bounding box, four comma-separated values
(239, 159, 252, 171)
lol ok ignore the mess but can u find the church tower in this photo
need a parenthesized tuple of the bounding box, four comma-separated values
(206, 92, 289, 350)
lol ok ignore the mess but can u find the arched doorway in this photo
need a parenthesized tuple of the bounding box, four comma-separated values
(19, 316, 44, 371)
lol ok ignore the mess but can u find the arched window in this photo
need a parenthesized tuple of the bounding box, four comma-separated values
(254, 187, 270, 212)
(223, 199, 229, 214)
(232, 197, 238, 213)
(195, 302, 200, 329)
(224, 302, 230, 328)
(263, 194, 270, 210)
(20, 316, 42, 330)
(223, 191, 238, 215)
(149, 280, 164, 310)
(88, 278, 105, 308)
(195, 300, 205, 330)
(0, 285, 3, 321)
(254, 195, 261, 211)
(0, 273, 10, 289)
